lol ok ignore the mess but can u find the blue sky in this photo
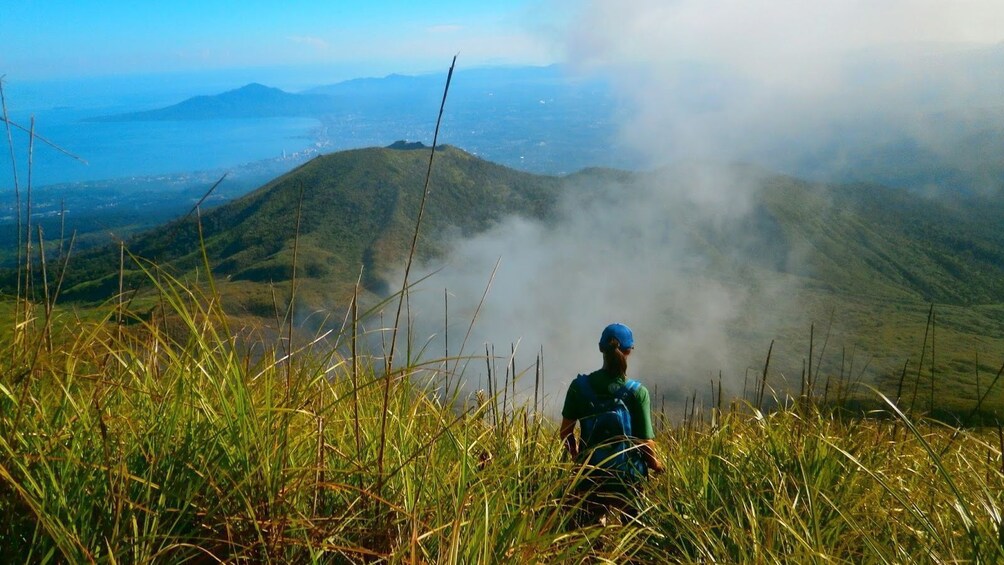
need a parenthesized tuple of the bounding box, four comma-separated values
(3, 1, 555, 83)
(5, 0, 1004, 111)
(8, 0, 1004, 88)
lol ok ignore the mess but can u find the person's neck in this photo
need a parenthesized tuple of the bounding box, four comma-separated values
(601, 363, 627, 377)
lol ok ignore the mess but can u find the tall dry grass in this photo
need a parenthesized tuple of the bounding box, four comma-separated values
(1, 266, 1004, 563)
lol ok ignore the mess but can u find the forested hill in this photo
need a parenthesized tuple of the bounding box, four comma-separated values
(53, 145, 562, 311)
(20, 144, 1004, 315)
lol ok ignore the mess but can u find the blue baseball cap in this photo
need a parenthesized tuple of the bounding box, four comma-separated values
(599, 323, 634, 351)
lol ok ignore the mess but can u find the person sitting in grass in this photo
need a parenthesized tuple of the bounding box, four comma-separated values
(560, 322, 664, 525)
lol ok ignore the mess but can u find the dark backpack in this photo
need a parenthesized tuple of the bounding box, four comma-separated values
(575, 374, 646, 478)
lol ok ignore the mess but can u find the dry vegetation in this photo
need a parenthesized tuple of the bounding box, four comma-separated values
(1, 271, 1003, 563)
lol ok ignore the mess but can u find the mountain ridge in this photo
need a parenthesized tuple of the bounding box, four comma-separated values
(55, 145, 562, 310)
(44, 144, 1004, 314)
(88, 83, 335, 121)
(86, 65, 574, 123)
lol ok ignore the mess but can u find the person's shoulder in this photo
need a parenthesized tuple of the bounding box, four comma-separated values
(577, 369, 603, 386)
(565, 373, 592, 395)
(626, 379, 650, 399)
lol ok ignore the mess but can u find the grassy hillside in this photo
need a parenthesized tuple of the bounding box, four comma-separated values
(52, 145, 561, 312)
(776, 179, 1004, 303)
(1, 277, 1003, 562)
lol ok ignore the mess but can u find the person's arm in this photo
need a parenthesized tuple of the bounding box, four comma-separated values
(560, 379, 583, 460)
(631, 385, 664, 474)
(638, 439, 664, 474)
(559, 418, 578, 460)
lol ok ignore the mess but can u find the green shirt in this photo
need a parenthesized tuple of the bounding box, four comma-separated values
(561, 368, 655, 440)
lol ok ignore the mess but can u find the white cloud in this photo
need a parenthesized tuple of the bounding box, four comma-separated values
(567, 0, 1004, 75)
(400, 163, 795, 414)
(556, 0, 1004, 171)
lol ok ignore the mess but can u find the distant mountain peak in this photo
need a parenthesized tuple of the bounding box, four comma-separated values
(387, 140, 428, 150)
(88, 81, 326, 121)
(236, 82, 277, 92)
(222, 83, 289, 97)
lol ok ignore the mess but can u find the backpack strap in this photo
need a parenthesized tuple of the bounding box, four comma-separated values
(615, 380, 641, 428)
(621, 379, 641, 400)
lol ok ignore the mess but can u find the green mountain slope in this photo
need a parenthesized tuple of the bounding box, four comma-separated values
(33, 146, 1004, 316)
(57, 144, 561, 311)
(760, 177, 1004, 303)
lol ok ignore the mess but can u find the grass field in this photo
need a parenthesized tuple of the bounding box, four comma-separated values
(2, 267, 1004, 563)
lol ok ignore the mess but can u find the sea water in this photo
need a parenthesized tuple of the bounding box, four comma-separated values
(0, 108, 319, 188)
